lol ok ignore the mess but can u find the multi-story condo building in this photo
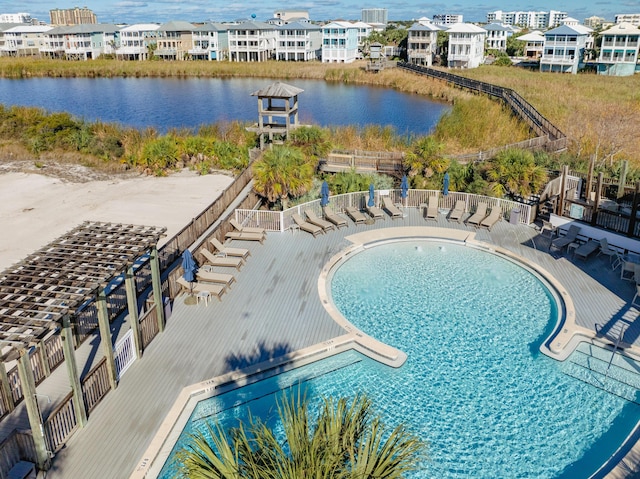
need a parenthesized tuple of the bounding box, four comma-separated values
(361, 8, 387, 25)
(584, 16, 607, 29)
(155, 21, 194, 60)
(517, 30, 545, 58)
(432, 14, 463, 25)
(190, 23, 228, 61)
(49, 7, 97, 26)
(484, 23, 511, 51)
(446, 22, 486, 68)
(597, 22, 640, 76)
(273, 10, 309, 22)
(321, 21, 358, 63)
(0, 24, 51, 56)
(276, 21, 321, 61)
(615, 14, 640, 26)
(487, 10, 566, 29)
(406, 20, 440, 66)
(115, 24, 159, 61)
(0, 13, 31, 23)
(228, 21, 277, 62)
(540, 24, 591, 73)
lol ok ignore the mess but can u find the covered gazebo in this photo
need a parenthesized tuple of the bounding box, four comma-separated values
(0, 221, 166, 470)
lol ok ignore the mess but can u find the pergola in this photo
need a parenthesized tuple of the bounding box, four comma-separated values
(0, 221, 166, 469)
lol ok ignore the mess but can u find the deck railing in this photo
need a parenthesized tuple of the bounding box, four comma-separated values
(81, 358, 110, 414)
(44, 392, 78, 453)
(0, 430, 36, 476)
(139, 307, 159, 350)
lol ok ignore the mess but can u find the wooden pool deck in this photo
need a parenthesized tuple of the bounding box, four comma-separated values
(6, 207, 639, 478)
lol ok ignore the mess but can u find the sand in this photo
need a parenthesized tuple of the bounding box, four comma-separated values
(0, 170, 235, 270)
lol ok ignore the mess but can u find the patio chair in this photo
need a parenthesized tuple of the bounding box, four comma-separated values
(381, 196, 403, 219)
(345, 206, 367, 225)
(177, 276, 226, 302)
(480, 206, 503, 231)
(425, 196, 438, 221)
(632, 283, 640, 308)
(597, 238, 622, 270)
(201, 249, 245, 270)
(196, 270, 235, 289)
(365, 202, 385, 221)
(573, 240, 600, 261)
(466, 202, 489, 227)
(448, 200, 466, 223)
(229, 218, 266, 235)
(225, 230, 265, 244)
(292, 213, 324, 237)
(323, 208, 348, 229)
(550, 225, 580, 252)
(304, 209, 335, 232)
(209, 237, 251, 260)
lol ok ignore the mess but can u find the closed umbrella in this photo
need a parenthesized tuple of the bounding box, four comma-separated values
(443, 172, 450, 196)
(182, 250, 197, 282)
(368, 183, 375, 207)
(320, 180, 330, 207)
(401, 175, 409, 199)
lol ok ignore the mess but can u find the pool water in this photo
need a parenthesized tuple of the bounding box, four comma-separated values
(160, 240, 640, 478)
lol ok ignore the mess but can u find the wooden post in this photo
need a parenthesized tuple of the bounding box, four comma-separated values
(150, 246, 165, 333)
(62, 315, 87, 427)
(618, 160, 629, 199)
(585, 155, 595, 201)
(96, 288, 118, 390)
(592, 172, 603, 226)
(125, 265, 142, 358)
(38, 339, 50, 379)
(0, 360, 15, 412)
(628, 182, 640, 237)
(556, 165, 568, 217)
(17, 350, 51, 470)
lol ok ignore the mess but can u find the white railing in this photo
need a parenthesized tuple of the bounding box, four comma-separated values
(113, 329, 135, 381)
(235, 189, 533, 232)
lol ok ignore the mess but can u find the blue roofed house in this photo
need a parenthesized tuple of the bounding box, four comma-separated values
(190, 23, 228, 61)
(540, 24, 592, 73)
(406, 20, 440, 66)
(597, 22, 640, 76)
(446, 22, 487, 68)
(228, 21, 277, 62)
(322, 21, 358, 63)
(276, 21, 321, 61)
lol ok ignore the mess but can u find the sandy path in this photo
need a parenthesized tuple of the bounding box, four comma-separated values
(0, 170, 234, 270)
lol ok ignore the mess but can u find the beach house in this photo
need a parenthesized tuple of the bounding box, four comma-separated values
(540, 24, 592, 73)
(155, 20, 195, 61)
(597, 22, 640, 76)
(276, 21, 321, 61)
(228, 21, 277, 62)
(406, 20, 440, 67)
(115, 23, 159, 61)
(190, 23, 228, 61)
(446, 22, 487, 69)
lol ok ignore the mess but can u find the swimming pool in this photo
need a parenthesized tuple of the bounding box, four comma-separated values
(158, 239, 640, 478)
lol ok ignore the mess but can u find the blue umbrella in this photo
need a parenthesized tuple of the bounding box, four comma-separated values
(368, 183, 375, 207)
(320, 180, 330, 207)
(443, 172, 450, 196)
(181, 250, 197, 283)
(401, 175, 409, 199)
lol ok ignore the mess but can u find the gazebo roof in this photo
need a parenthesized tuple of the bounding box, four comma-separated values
(0, 221, 166, 357)
(251, 82, 304, 98)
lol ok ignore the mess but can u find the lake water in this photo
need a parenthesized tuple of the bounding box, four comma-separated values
(0, 77, 449, 135)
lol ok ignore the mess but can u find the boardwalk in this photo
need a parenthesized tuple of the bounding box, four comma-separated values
(5, 207, 639, 478)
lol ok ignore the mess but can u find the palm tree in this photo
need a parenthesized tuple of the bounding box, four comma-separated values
(485, 148, 547, 198)
(252, 146, 314, 209)
(177, 392, 426, 479)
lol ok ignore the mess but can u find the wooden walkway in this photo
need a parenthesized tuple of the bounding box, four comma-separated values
(7, 207, 639, 478)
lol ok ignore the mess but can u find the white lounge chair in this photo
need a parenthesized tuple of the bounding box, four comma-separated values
(345, 207, 367, 225)
(225, 230, 265, 244)
(209, 237, 251, 260)
(466, 203, 489, 227)
(448, 200, 466, 223)
(382, 197, 403, 219)
(201, 248, 245, 270)
(292, 213, 324, 237)
(196, 270, 235, 289)
(425, 197, 438, 221)
(229, 218, 266, 235)
(304, 209, 335, 232)
(176, 277, 226, 302)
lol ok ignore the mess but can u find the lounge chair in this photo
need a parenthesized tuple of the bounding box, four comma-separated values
(229, 218, 266, 235)
(480, 206, 503, 230)
(323, 208, 348, 229)
(365, 203, 385, 221)
(574, 240, 600, 261)
(177, 276, 226, 302)
(292, 213, 324, 237)
(633, 284, 640, 308)
(209, 237, 251, 260)
(598, 238, 621, 270)
(304, 209, 335, 232)
(345, 206, 367, 225)
(448, 200, 466, 223)
(381, 196, 403, 219)
(201, 250, 245, 270)
(466, 203, 489, 227)
(196, 270, 235, 289)
(425, 197, 438, 221)
(225, 230, 265, 244)
(550, 225, 580, 252)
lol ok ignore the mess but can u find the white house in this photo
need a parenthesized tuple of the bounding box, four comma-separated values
(321, 21, 358, 63)
(406, 20, 440, 66)
(516, 30, 545, 59)
(228, 21, 277, 62)
(276, 21, 321, 61)
(597, 22, 640, 76)
(190, 23, 228, 61)
(155, 21, 195, 60)
(0, 25, 51, 56)
(351, 21, 373, 47)
(57, 24, 119, 60)
(446, 22, 486, 68)
(540, 24, 592, 74)
(115, 24, 159, 61)
(484, 23, 511, 52)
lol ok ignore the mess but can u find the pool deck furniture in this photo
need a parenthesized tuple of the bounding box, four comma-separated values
(225, 230, 265, 243)
(304, 209, 335, 232)
(345, 206, 367, 225)
(381, 196, 403, 219)
(196, 269, 236, 289)
(365, 203, 385, 221)
(551, 224, 581, 252)
(292, 213, 324, 237)
(466, 202, 489, 227)
(480, 206, 502, 231)
(230, 218, 266, 235)
(448, 200, 466, 223)
(574, 240, 600, 261)
(176, 276, 226, 301)
(598, 238, 622, 270)
(633, 284, 640, 308)
(323, 208, 348, 229)
(201, 248, 246, 271)
(425, 197, 438, 221)
(209, 237, 251, 260)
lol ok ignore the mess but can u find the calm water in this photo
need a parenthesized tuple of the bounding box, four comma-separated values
(159, 241, 640, 478)
(0, 77, 449, 134)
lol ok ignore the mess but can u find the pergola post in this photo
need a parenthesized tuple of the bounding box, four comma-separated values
(0, 361, 15, 412)
(124, 265, 143, 358)
(96, 288, 118, 390)
(17, 349, 51, 471)
(150, 246, 165, 333)
(38, 339, 50, 378)
(62, 315, 87, 427)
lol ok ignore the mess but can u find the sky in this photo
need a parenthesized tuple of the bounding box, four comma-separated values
(8, 0, 639, 26)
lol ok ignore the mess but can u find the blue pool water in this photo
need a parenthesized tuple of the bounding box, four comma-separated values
(160, 240, 640, 478)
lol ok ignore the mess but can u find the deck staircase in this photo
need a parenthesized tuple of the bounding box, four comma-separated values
(562, 342, 640, 405)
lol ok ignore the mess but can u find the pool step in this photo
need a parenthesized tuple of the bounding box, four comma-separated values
(562, 343, 640, 405)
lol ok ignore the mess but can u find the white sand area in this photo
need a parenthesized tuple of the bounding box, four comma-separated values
(0, 170, 234, 270)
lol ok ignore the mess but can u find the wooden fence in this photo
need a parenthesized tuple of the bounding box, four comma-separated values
(0, 430, 36, 478)
(81, 358, 110, 414)
(44, 392, 78, 453)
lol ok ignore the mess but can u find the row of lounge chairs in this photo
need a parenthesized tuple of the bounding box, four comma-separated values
(446, 200, 502, 230)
